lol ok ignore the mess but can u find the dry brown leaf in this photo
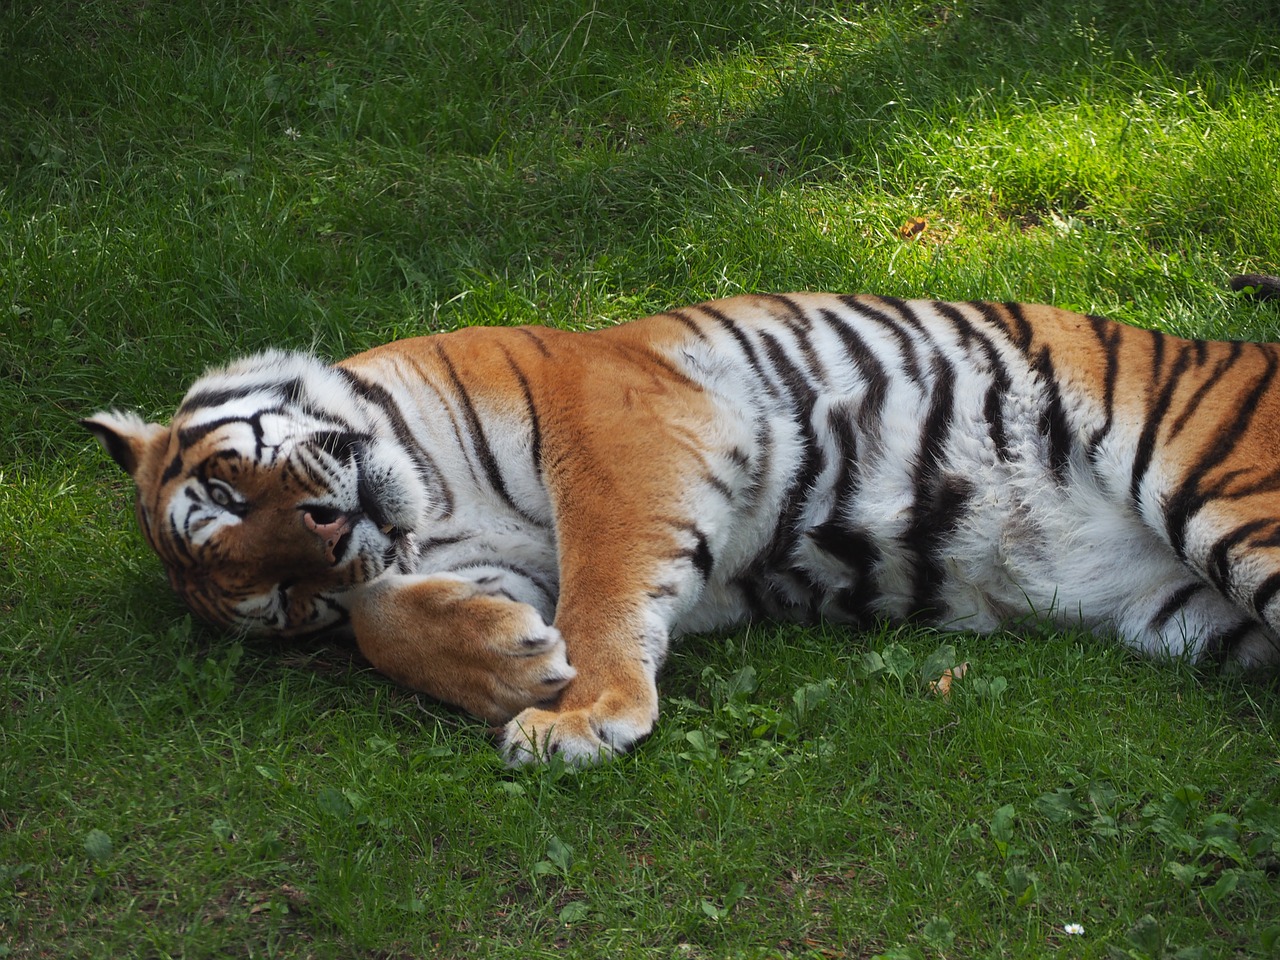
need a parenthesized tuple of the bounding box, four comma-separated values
(927, 661, 969, 697)
(899, 216, 928, 240)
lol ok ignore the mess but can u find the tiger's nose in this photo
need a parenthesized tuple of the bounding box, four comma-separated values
(303, 510, 355, 564)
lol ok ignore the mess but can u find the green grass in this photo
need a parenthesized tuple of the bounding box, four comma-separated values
(3, 0, 1280, 957)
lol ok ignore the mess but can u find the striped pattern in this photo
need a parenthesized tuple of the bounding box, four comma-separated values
(85, 290, 1280, 763)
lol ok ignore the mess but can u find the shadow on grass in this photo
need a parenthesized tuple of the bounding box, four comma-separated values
(0, 0, 1276, 457)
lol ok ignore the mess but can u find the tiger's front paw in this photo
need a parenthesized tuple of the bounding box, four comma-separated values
(491, 621, 576, 711)
(500, 692, 657, 767)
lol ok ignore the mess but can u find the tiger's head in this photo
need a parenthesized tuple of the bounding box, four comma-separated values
(83, 350, 426, 636)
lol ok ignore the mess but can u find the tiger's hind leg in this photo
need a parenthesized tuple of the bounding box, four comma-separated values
(1162, 494, 1280, 666)
(1114, 569, 1279, 665)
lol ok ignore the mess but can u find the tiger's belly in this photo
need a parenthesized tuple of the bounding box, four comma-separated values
(673, 386, 1220, 656)
(678, 450, 1209, 650)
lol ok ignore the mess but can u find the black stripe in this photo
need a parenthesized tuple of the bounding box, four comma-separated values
(783, 318, 829, 387)
(825, 403, 862, 515)
(900, 353, 973, 614)
(159, 452, 185, 485)
(672, 524, 714, 581)
(803, 399, 879, 620)
(765, 293, 811, 325)
(697, 305, 779, 398)
(1206, 518, 1272, 592)
(610, 340, 702, 390)
(1148, 328, 1166, 385)
(177, 378, 302, 416)
(692, 532, 713, 580)
(1250, 521, 1280, 547)
(1030, 347, 1073, 484)
(517, 328, 552, 357)
(1002, 302, 1035, 353)
(1251, 570, 1280, 621)
(756, 329, 824, 565)
(838, 296, 925, 384)
(702, 470, 734, 500)
(1087, 315, 1120, 457)
(194, 448, 254, 481)
(1168, 341, 1242, 439)
(280, 455, 326, 496)
(437, 345, 501, 491)
(453, 560, 557, 607)
(1128, 344, 1195, 504)
(435, 345, 530, 522)
(332, 367, 419, 451)
(333, 365, 452, 516)
(758, 329, 820, 409)
(665, 310, 710, 340)
(1165, 348, 1279, 557)
(739, 420, 773, 510)
(165, 510, 196, 567)
(808, 523, 881, 622)
(814, 308, 890, 433)
(178, 410, 265, 448)
(967, 301, 1026, 353)
(1219, 467, 1280, 502)
(1149, 582, 1205, 634)
(935, 302, 1015, 461)
(1202, 619, 1258, 665)
(501, 348, 544, 475)
(876, 296, 931, 337)
(981, 384, 1010, 461)
(915, 354, 958, 472)
(416, 534, 469, 552)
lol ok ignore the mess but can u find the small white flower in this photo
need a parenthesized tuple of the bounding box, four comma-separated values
(1064, 922, 1085, 936)
(284, 127, 301, 140)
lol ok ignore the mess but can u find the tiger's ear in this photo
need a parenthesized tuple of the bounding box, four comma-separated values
(81, 411, 168, 479)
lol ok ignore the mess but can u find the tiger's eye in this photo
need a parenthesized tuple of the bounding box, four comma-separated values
(206, 479, 244, 512)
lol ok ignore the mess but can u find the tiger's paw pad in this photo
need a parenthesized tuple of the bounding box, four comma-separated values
(501, 705, 652, 767)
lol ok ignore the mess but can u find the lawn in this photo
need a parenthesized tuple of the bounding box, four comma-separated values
(2, 1, 1279, 957)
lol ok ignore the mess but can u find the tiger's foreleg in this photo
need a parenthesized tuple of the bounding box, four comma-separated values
(499, 598, 670, 766)
(499, 361, 726, 765)
(348, 573, 576, 723)
(498, 500, 713, 765)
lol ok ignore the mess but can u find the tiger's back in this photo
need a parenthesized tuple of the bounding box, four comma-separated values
(86, 289, 1280, 764)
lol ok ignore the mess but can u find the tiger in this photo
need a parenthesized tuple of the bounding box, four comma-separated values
(84, 277, 1280, 765)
